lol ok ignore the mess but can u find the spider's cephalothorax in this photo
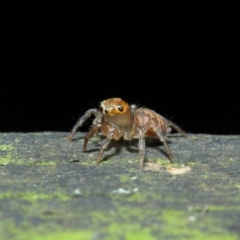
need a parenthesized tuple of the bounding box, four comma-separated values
(68, 98, 186, 171)
(100, 98, 133, 129)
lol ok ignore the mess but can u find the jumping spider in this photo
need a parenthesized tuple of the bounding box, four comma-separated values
(68, 98, 186, 171)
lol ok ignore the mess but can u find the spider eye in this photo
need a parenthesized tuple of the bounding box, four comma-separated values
(118, 106, 123, 112)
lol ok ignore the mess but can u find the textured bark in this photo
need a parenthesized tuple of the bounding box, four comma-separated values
(0, 132, 239, 239)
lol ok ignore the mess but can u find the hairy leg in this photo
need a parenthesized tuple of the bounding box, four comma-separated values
(83, 125, 99, 151)
(155, 129, 174, 163)
(169, 121, 187, 138)
(68, 108, 99, 141)
(96, 131, 114, 164)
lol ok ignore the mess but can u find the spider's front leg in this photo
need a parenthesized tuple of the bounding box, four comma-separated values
(68, 108, 99, 141)
(83, 125, 99, 151)
(96, 130, 115, 164)
(95, 124, 123, 165)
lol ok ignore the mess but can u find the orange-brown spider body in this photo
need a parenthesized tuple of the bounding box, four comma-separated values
(68, 98, 186, 171)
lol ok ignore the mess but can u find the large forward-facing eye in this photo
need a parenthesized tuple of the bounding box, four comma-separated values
(118, 105, 123, 112)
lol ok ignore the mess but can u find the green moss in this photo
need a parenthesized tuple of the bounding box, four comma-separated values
(107, 223, 155, 240)
(0, 145, 59, 166)
(0, 144, 30, 165)
(0, 156, 34, 166)
(1, 200, 238, 240)
(161, 209, 238, 240)
(0, 154, 12, 165)
(0, 218, 155, 240)
(188, 205, 240, 212)
(32, 231, 93, 240)
(155, 158, 181, 167)
(34, 160, 57, 166)
(0, 221, 93, 240)
(186, 160, 197, 166)
(0, 191, 70, 202)
(0, 145, 14, 165)
(0, 145, 14, 151)
(120, 175, 131, 183)
(126, 192, 149, 203)
(80, 159, 96, 166)
(90, 209, 156, 239)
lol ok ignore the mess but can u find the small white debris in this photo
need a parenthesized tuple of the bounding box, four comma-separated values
(112, 188, 131, 194)
(188, 216, 196, 222)
(131, 176, 137, 180)
(166, 166, 191, 175)
(74, 188, 81, 195)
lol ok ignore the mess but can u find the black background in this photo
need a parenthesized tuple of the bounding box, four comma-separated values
(2, 2, 239, 134)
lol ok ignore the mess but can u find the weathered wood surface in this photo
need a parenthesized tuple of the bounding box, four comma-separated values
(0, 132, 240, 240)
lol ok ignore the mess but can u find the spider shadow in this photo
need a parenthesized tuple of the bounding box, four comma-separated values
(84, 136, 139, 162)
(83, 135, 175, 163)
(68, 135, 85, 142)
(144, 137, 174, 160)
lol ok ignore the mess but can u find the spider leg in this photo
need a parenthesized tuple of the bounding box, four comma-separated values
(96, 130, 115, 164)
(168, 121, 187, 137)
(68, 108, 99, 141)
(83, 125, 99, 151)
(155, 129, 174, 163)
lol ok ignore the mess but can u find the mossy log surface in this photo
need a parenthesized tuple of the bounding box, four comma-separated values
(0, 132, 240, 240)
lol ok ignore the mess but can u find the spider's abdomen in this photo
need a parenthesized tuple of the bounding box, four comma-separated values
(134, 108, 170, 135)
